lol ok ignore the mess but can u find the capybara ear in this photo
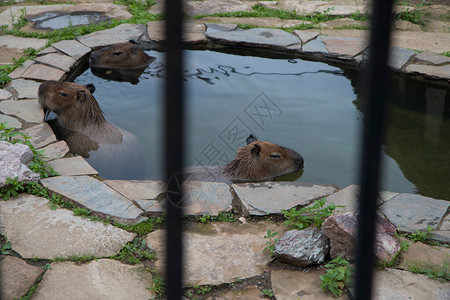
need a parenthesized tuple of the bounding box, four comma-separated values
(85, 83, 96, 94)
(250, 143, 261, 157)
(129, 39, 137, 44)
(246, 134, 258, 145)
(76, 90, 87, 103)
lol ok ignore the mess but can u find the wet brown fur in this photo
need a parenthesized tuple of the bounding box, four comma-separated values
(223, 141, 304, 182)
(90, 41, 155, 69)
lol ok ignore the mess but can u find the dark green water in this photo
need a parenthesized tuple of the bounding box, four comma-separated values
(74, 49, 450, 200)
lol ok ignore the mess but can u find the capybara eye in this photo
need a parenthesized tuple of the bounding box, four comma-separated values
(58, 92, 68, 97)
(270, 153, 281, 159)
(113, 51, 123, 56)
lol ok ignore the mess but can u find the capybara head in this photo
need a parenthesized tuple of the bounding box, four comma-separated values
(224, 134, 304, 182)
(38, 80, 105, 129)
(89, 40, 155, 69)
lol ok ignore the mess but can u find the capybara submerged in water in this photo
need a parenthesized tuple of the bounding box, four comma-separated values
(38, 80, 146, 180)
(90, 40, 155, 69)
(186, 134, 304, 183)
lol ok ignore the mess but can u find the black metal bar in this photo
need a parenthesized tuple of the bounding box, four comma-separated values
(354, 0, 394, 299)
(164, 0, 184, 299)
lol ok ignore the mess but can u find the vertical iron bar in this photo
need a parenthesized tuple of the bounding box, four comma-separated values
(164, 0, 184, 299)
(354, 0, 394, 299)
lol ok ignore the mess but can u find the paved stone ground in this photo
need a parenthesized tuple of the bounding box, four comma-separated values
(0, 0, 449, 299)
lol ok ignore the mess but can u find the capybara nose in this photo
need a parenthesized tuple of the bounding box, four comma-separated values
(289, 149, 304, 169)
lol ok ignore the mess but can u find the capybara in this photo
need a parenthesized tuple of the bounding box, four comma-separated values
(89, 40, 155, 69)
(38, 80, 146, 180)
(186, 134, 304, 183)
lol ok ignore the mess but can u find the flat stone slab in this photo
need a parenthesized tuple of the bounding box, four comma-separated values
(405, 64, 450, 80)
(0, 35, 48, 50)
(149, 0, 252, 16)
(41, 176, 144, 223)
(0, 255, 44, 300)
(40, 140, 70, 161)
(146, 222, 282, 286)
(180, 181, 233, 216)
(215, 285, 264, 299)
(414, 51, 450, 65)
(399, 241, 450, 274)
(104, 179, 165, 200)
(34, 53, 77, 72)
(380, 193, 450, 233)
(370, 268, 450, 300)
(76, 24, 146, 49)
(0, 194, 135, 259)
(21, 64, 66, 81)
(48, 156, 98, 176)
(21, 122, 57, 148)
(147, 20, 207, 43)
(388, 46, 416, 70)
(294, 30, 320, 46)
(431, 213, 450, 244)
(271, 268, 343, 300)
(205, 22, 238, 33)
(7, 79, 40, 99)
(32, 259, 154, 300)
(8, 60, 35, 80)
(0, 89, 13, 100)
(302, 36, 329, 53)
(0, 99, 44, 123)
(206, 27, 301, 49)
(51, 39, 92, 60)
(322, 36, 368, 58)
(232, 182, 338, 215)
(201, 16, 311, 28)
(0, 115, 21, 129)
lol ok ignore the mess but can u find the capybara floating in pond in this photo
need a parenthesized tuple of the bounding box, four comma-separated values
(90, 40, 156, 84)
(185, 134, 304, 183)
(38, 80, 146, 180)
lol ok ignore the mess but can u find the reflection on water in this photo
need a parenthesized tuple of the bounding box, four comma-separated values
(31, 12, 109, 30)
(74, 49, 450, 200)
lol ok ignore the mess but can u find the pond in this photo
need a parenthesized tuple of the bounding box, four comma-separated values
(73, 49, 450, 200)
(29, 11, 109, 30)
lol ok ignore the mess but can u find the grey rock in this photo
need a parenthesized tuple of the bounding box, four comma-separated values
(415, 51, 450, 65)
(274, 228, 329, 267)
(76, 24, 145, 49)
(232, 182, 338, 215)
(405, 64, 450, 80)
(135, 200, 164, 214)
(7, 79, 40, 99)
(40, 140, 70, 161)
(370, 268, 450, 300)
(149, 0, 252, 16)
(0, 99, 44, 123)
(34, 53, 77, 72)
(37, 46, 57, 56)
(394, 20, 422, 31)
(21, 122, 57, 148)
(48, 156, 98, 176)
(388, 46, 416, 70)
(51, 40, 91, 60)
(322, 36, 368, 58)
(104, 179, 165, 200)
(0, 141, 40, 188)
(146, 222, 281, 286)
(205, 23, 238, 33)
(147, 20, 207, 43)
(380, 193, 450, 233)
(294, 30, 320, 46)
(21, 64, 66, 81)
(322, 212, 400, 262)
(8, 60, 34, 80)
(0, 89, 13, 100)
(32, 260, 154, 300)
(215, 285, 265, 299)
(206, 27, 301, 49)
(302, 36, 329, 53)
(272, 268, 345, 300)
(431, 213, 450, 244)
(0, 35, 48, 50)
(0, 255, 44, 300)
(41, 176, 144, 223)
(202, 16, 311, 29)
(0, 115, 21, 129)
(181, 181, 233, 216)
(0, 194, 135, 259)
(398, 241, 450, 274)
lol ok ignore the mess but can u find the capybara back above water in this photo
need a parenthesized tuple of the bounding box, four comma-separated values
(186, 134, 304, 183)
(90, 40, 155, 69)
(38, 80, 146, 180)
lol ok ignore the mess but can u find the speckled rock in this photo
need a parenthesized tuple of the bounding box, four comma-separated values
(274, 228, 330, 267)
(0, 194, 135, 259)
